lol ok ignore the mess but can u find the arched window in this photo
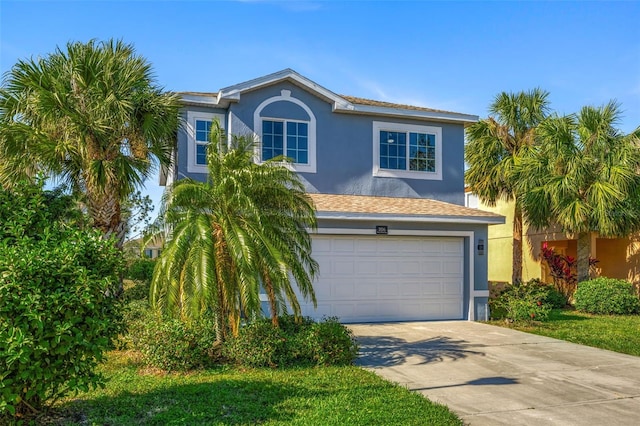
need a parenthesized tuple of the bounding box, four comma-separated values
(254, 90, 317, 173)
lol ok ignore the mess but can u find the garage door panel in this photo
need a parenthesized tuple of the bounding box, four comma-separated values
(397, 260, 420, 275)
(422, 261, 443, 274)
(443, 240, 464, 254)
(443, 279, 464, 295)
(443, 260, 464, 275)
(294, 235, 464, 323)
(334, 260, 355, 275)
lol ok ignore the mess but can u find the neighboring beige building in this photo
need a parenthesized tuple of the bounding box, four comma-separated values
(465, 192, 640, 285)
(124, 236, 163, 259)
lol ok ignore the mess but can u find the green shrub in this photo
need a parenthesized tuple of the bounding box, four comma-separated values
(0, 182, 124, 420)
(308, 317, 360, 366)
(123, 279, 150, 302)
(223, 316, 358, 368)
(133, 314, 220, 371)
(125, 258, 156, 282)
(574, 278, 640, 315)
(490, 280, 552, 322)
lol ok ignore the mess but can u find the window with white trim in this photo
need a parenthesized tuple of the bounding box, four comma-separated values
(186, 111, 225, 174)
(254, 90, 316, 173)
(373, 121, 442, 180)
(261, 119, 309, 164)
(195, 119, 212, 166)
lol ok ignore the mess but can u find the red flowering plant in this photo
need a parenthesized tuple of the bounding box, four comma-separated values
(540, 242, 598, 301)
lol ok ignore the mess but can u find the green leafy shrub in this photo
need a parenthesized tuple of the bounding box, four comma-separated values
(123, 279, 151, 302)
(490, 280, 552, 322)
(574, 278, 640, 315)
(125, 258, 156, 282)
(133, 314, 220, 371)
(223, 316, 358, 368)
(0, 182, 124, 419)
(308, 317, 360, 366)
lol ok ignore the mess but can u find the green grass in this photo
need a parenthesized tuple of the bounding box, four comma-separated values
(44, 350, 461, 425)
(490, 309, 640, 356)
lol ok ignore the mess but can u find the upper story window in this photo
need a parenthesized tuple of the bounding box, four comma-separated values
(186, 111, 225, 174)
(254, 90, 316, 173)
(262, 120, 309, 164)
(195, 119, 212, 165)
(373, 121, 442, 180)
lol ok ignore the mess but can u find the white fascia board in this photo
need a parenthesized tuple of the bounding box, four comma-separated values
(217, 69, 352, 109)
(316, 212, 506, 225)
(180, 93, 221, 106)
(336, 104, 479, 124)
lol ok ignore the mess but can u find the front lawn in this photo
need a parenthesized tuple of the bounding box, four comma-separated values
(490, 309, 640, 356)
(47, 350, 462, 425)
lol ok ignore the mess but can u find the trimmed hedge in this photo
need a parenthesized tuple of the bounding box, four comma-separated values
(223, 316, 359, 368)
(574, 278, 640, 315)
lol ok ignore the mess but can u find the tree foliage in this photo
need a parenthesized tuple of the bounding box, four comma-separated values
(148, 120, 318, 342)
(0, 39, 180, 248)
(518, 102, 640, 281)
(465, 89, 550, 284)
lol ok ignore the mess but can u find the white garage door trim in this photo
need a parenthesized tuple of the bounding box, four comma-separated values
(294, 229, 475, 323)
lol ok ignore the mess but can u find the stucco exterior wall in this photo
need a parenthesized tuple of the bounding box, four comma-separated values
(180, 82, 467, 205)
(479, 198, 640, 285)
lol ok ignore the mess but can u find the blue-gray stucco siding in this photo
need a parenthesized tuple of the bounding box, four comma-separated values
(177, 82, 466, 205)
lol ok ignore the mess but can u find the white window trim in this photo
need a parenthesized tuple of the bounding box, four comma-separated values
(372, 121, 442, 180)
(186, 111, 225, 174)
(253, 90, 317, 174)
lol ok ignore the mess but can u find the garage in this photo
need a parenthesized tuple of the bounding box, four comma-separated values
(296, 234, 465, 323)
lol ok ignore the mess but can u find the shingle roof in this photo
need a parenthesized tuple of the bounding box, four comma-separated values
(308, 193, 503, 223)
(176, 92, 465, 117)
(340, 95, 459, 116)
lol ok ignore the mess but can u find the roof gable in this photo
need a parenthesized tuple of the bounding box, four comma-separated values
(179, 69, 478, 124)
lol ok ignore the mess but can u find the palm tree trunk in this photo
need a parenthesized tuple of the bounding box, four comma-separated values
(87, 189, 126, 249)
(512, 201, 523, 284)
(576, 232, 592, 283)
(264, 276, 280, 327)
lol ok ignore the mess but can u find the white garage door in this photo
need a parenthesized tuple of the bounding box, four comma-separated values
(296, 235, 465, 323)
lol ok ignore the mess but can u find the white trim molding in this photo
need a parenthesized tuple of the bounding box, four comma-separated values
(253, 90, 317, 173)
(372, 121, 443, 180)
(185, 111, 225, 174)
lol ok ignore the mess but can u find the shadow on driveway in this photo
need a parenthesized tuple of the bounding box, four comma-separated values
(356, 335, 486, 368)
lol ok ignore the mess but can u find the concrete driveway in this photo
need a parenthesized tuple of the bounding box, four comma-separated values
(349, 321, 640, 426)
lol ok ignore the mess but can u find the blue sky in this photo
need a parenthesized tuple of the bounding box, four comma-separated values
(1, 0, 639, 226)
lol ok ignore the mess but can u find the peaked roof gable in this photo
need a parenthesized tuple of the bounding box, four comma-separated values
(179, 69, 478, 124)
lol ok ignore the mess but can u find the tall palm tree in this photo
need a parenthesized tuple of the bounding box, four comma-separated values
(0, 39, 180, 248)
(519, 102, 640, 282)
(148, 120, 318, 342)
(465, 89, 550, 284)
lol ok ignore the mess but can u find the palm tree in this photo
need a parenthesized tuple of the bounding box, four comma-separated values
(0, 39, 180, 248)
(519, 102, 640, 282)
(148, 120, 318, 342)
(465, 89, 550, 284)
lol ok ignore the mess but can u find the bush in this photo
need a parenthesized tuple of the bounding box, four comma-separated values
(490, 280, 552, 322)
(0, 182, 124, 419)
(125, 258, 156, 282)
(133, 314, 220, 371)
(223, 316, 358, 368)
(123, 279, 151, 302)
(574, 278, 640, 315)
(309, 317, 360, 366)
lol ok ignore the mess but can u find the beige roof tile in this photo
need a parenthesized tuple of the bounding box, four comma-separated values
(340, 95, 460, 116)
(176, 92, 462, 116)
(308, 193, 503, 221)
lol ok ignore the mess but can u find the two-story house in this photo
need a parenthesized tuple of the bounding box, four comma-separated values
(162, 69, 504, 322)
